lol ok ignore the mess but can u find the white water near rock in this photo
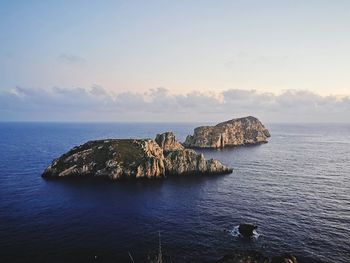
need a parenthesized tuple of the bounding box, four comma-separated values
(229, 225, 260, 240)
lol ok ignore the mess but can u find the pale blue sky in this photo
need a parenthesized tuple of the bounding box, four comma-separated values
(1, 1, 350, 122)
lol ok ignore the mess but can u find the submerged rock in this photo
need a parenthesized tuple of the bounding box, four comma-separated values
(184, 116, 270, 148)
(42, 132, 232, 180)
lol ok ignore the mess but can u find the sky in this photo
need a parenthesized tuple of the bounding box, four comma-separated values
(0, 0, 350, 122)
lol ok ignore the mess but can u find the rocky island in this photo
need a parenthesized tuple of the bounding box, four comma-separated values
(184, 116, 270, 148)
(42, 132, 232, 180)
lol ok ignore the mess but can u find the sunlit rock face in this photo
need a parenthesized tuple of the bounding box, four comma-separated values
(42, 139, 166, 180)
(155, 131, 184, 152)
(164, 149, 232, 176)
(184, 116, 270, 148)
(42, 132, 232, 180)
(157, 131, 232, 176)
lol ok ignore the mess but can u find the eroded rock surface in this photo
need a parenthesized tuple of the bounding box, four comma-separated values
(42, 132, 232, 180)
(164, 148, 230, 175)
(42, 139, 166, 180)
(184, 116, 270, 148)
(155, 131, 184, 152)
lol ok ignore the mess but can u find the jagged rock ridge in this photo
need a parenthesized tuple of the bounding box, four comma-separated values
(155, 131, 184, 152)
(42, 132, 232, 180)
(184, 116, 270, 148)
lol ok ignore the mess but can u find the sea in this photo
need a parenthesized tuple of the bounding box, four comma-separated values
(0, 122, 349, 263)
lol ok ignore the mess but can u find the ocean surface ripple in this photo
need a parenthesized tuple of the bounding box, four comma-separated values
(0, 122, 349, 262)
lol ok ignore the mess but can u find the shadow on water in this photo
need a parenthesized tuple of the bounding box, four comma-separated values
(42, 172, 229, 193)
(191, 142, 266, 152)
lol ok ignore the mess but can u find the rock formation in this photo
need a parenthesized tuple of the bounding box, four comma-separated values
(42, 132, 232, 180)
(164, 148, 228, 176)
(216, 251, 269, 263)
(184, 116, 270, 148)
(238, 224, 258, 238)
(216, 251, 297, 263)
(155, 131, 184, 152)
(271, 254, 297, 263)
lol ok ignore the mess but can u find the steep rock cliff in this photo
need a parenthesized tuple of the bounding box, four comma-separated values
(155, 131, 184, 152)
(184, 116, 270, 148)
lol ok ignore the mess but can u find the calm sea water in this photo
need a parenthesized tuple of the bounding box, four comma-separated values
(0, 122, 349, 263)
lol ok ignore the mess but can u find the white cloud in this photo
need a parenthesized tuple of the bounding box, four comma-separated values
(0, 86, 349, 122)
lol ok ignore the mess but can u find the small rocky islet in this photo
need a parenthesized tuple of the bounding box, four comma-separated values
(184, 116, 270, 148)
(42, 116, 270, 180)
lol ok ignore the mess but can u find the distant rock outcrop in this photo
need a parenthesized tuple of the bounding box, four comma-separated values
(184, 116, 270, 148)
(42, 132, 232, 180)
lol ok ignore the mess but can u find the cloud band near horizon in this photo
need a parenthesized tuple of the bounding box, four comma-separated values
(1, 86, 349, 123)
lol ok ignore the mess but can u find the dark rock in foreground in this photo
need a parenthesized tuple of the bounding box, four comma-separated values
(184, 116, 270, 148)
(217, 251, 269, 263)
(216, 251, 297, 263)
(42, 132, 233, 180)
(271, 254, 298, 263)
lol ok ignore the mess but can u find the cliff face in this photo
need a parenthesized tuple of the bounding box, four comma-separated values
(164, 149, 227, 175)
(155, 131, 184, 152)
(184, 116, 270, 148)
(42, 132, 232, 180)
